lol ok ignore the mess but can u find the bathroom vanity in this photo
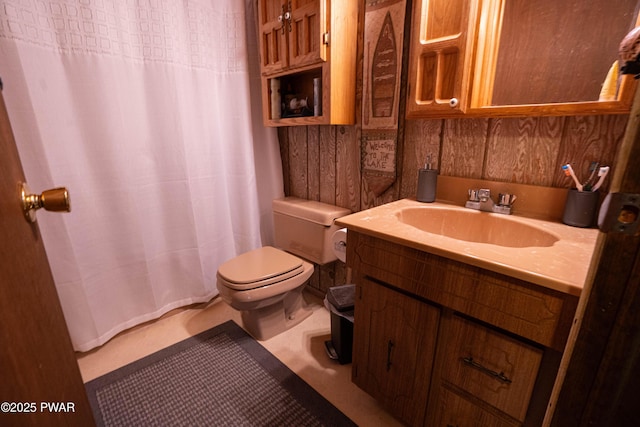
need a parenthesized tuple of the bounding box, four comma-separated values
(335, 199, 598, 426)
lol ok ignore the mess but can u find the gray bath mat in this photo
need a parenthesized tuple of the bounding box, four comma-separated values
(85, 320, 355, 426)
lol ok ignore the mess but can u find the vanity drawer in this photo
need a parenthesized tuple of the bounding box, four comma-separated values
(441, 315, 543, 422)
(432, 386, 520, 427)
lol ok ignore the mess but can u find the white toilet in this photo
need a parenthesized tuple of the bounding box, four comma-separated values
(216, 197, 351, 340)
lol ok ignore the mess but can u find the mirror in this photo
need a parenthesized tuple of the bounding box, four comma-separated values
(473, 0, 640, 110)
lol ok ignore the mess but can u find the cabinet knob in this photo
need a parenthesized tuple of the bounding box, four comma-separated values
(280, 1, 292, 33)
(449, 98, 459, 108)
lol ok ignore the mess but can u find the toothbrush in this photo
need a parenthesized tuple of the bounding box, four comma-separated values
(590, 166, 610, 192)
(583, 161, 599, 191)
(562, 164, 583, 191)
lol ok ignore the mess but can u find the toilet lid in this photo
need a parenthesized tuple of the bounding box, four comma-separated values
(218, 246, 304, 290)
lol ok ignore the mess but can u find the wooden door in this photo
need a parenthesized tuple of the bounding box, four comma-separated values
(352, 277, 440, 426)
(0, 87, 94, 425)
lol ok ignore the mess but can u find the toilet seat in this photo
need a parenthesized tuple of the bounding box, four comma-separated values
(217, 246, 304, 290)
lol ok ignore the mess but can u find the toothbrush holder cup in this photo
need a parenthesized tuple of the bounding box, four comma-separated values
(562, 188, 600, 228)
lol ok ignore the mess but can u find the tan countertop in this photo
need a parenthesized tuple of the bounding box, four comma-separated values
(335, 199, 600, 296)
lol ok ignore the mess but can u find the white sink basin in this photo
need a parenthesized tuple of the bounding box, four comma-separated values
(396, 207, 559, 248)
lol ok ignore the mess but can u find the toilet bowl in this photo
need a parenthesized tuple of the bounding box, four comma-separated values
(216, 197, 351, 340)
(217, 246, 314, 340)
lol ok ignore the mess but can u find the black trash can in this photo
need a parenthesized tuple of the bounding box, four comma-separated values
(324, 284, 355, 364)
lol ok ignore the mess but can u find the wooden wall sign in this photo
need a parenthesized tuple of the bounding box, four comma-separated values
(362, 0, 406, 196)
(363, 0, 406, 130)
(363, 137, 396, 172)
(362, 133, 397, 195)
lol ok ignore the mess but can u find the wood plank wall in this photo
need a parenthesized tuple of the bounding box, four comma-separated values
(277, 1, 630, 295)
(278, 125, 361, 295)
(279, 116, 628, 216)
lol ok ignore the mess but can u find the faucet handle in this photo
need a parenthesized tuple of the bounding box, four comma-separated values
(498, 193, 517, 206)
(468, 189, 480, 202)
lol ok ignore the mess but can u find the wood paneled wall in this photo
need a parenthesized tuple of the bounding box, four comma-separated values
(277, 2, 630, 295)
(279, 116, 628, 214)
(278, 125, 361, 295)
(401, 115, 628, 200)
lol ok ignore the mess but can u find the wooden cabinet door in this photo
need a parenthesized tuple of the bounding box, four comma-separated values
(258, 0, 326, 75)
(259, 0, 289, 74)
(352, 278, 440, 426)
(406, 0, 480, 117)
(288, 0, 326, 69)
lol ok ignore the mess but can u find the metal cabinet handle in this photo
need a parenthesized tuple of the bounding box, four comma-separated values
(386, 340, 394, 372)
(21, 182, 71, 223)
(462, 356, 512, 384)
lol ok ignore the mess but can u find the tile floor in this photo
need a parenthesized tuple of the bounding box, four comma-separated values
(76, 292, 403, 426)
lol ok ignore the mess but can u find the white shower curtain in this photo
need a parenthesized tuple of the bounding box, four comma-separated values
(0, 0, 283, 351)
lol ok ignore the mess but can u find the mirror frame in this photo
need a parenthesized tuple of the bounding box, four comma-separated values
(469, 0, 640, 117)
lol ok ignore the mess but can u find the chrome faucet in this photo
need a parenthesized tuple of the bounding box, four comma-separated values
(465, 188, 516, 215)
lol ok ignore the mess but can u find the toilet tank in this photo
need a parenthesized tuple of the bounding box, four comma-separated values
(272, 197, 351, 265)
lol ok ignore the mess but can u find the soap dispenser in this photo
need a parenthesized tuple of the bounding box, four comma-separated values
(417, 155, 438, 203)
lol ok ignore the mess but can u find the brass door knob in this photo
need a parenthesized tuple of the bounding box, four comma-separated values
(21, 182, 71, 223)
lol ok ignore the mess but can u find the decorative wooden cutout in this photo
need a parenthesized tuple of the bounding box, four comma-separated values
(362, 0, 405, 130)
(362, 0, 406, 197)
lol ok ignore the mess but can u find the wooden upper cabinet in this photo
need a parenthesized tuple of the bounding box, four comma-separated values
(258, 0, 358, 126)
(407, 0, 640, 119)
(259, 0, 326, 75)
(406, 0, 481, 117)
